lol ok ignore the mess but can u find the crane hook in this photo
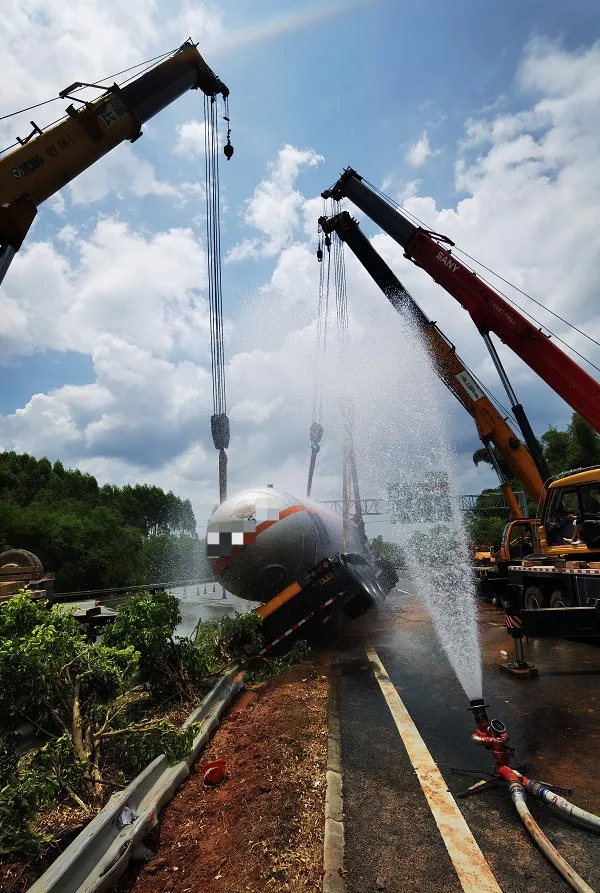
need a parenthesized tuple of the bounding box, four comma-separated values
(223, 114, 234, 160)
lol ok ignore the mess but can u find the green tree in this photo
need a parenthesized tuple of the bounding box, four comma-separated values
(103, 590, 208, 702)
(464, 512, 506, 547)
(369, 535, 404, 566)
(0, 450, 201, 592)
(468, 413, 600, 542)
(0, 593, 195, 812)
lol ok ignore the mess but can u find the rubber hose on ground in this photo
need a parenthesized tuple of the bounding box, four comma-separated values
(508, 780, 596, 893)
(523, 778, 600, 834)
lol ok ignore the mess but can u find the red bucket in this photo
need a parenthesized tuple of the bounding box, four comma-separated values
(202, 759, 226, 786)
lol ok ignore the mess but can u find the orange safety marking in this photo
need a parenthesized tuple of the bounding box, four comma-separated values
(256, 580, 302, 619)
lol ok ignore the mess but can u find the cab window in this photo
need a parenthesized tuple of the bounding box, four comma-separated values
(545, 487, 578, 546)
(579, 484, 600, 518)
(508, 522, 534, 559)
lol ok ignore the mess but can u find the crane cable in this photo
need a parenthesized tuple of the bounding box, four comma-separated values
(307, 200, 331, 498)
(362, 177, 600, 374)
(330, 199, 366, 550)
(204, 93, 231, 503)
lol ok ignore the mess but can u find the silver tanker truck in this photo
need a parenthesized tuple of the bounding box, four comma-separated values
(207, 486, 397, 652)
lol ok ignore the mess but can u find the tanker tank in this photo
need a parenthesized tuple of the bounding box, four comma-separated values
(207, 486, 369, 603)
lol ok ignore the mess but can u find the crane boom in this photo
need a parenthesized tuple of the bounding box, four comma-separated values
(0, 41, 228, 282)
(322, 169, 600, 440)
(318, 211, 546, 512)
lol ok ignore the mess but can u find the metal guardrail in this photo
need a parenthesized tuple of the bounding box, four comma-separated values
(53, 577, 216, 603)
(28, 667, 244, 893)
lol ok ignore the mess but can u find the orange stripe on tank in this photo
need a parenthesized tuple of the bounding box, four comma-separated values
(212, 504, 336, 577)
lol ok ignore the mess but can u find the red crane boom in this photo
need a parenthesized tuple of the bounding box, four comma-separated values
(322, 168, 600, 434)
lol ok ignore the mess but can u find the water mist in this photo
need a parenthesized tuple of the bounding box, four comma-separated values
(347, 304, 484, 701)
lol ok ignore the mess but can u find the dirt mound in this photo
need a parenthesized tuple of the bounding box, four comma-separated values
(120, 656, 329, 893)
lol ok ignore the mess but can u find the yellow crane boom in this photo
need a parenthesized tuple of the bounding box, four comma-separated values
(318, 211, 547, 515)
(0, 40, 228, 284)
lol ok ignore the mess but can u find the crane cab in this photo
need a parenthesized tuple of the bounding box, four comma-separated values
(539, 467, 600, 558)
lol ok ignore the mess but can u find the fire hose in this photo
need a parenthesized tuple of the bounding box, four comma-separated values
(468, 699, 600, 893)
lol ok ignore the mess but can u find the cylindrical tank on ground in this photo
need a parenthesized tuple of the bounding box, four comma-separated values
(207, 486, 366, 602)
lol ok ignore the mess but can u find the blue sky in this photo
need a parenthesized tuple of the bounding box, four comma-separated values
(1, 0, 600, 526)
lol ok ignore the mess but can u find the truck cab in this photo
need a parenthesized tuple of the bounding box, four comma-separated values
(493, 519, 540, 564)
(539, 468, 600, 558)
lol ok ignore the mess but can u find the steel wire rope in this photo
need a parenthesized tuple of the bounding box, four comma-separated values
(330, 200, 364, 544)
(0, 47, 178, 123)
(204, 94, 229, 502)
(351, 180, 521, 425)
(0, 47, 180, 156)
(313, 202, 331, 426)
(361, 177, 600, 373)
(307, 201, 333, 497)
(204, 94, 226, 415)
(340, 183, 537, 494)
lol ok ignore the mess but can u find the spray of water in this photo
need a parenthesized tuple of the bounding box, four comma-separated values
(347, 308, 483, 701)
(229, 255, 483, 699)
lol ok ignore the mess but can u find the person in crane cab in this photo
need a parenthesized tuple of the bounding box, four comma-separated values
(547, 490, 581, 545)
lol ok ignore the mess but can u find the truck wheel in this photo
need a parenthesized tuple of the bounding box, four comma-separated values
(524, 586, 548, 610)
(550, 589, 573, 608)
(0, 549, 44, 574)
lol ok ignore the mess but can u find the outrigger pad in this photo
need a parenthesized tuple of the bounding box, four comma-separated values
(499, 661, 539, 679)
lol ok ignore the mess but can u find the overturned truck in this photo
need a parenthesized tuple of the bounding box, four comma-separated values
(207, 486, 397, 651)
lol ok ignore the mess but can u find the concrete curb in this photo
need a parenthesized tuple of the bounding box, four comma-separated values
(323, 659, 346, 893)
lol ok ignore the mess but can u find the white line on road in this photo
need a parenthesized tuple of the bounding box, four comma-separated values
(364, 642, 503, 893)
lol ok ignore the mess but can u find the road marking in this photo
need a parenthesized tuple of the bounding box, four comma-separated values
(395, 587, 412, 596)
(364, 642, 503, 893)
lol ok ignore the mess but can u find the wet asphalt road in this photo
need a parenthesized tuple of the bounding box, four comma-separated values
(336, 580, 600, 893)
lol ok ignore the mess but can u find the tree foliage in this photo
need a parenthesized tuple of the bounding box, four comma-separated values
(0, 451, 208, 591)
(0, 594, 196, 818)
(369, 535, 404, 567)
(103, 590, 210, 702)
(0, 592, 205, 854)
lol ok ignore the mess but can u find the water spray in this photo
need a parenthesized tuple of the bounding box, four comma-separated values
(460, 699, 600, 893)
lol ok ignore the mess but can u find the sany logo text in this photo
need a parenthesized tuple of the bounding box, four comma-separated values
(436, 250, 459, 273)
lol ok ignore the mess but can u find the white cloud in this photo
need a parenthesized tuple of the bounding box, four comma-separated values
(174, 120, 220, 159)
(406, 131, 438, 166)
(0, 0, 161, 130)
(226, 145, 324, 261)
(0, 1, 220, 201)
(66, 143, 181, 205)
(4, 38, 600, 532)
(0, 219, 213, 361)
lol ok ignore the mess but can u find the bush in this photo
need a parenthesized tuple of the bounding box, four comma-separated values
(247, 639, 311, 685)
(194, 612, 264, 674)
(0, 592, 202, 854)
(103, 589, 208, 701)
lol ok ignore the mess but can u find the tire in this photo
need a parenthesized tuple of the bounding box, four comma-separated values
(0, 549, 44, 574)
(550, 588, 573, 608)
(524, 586, 548, 610)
